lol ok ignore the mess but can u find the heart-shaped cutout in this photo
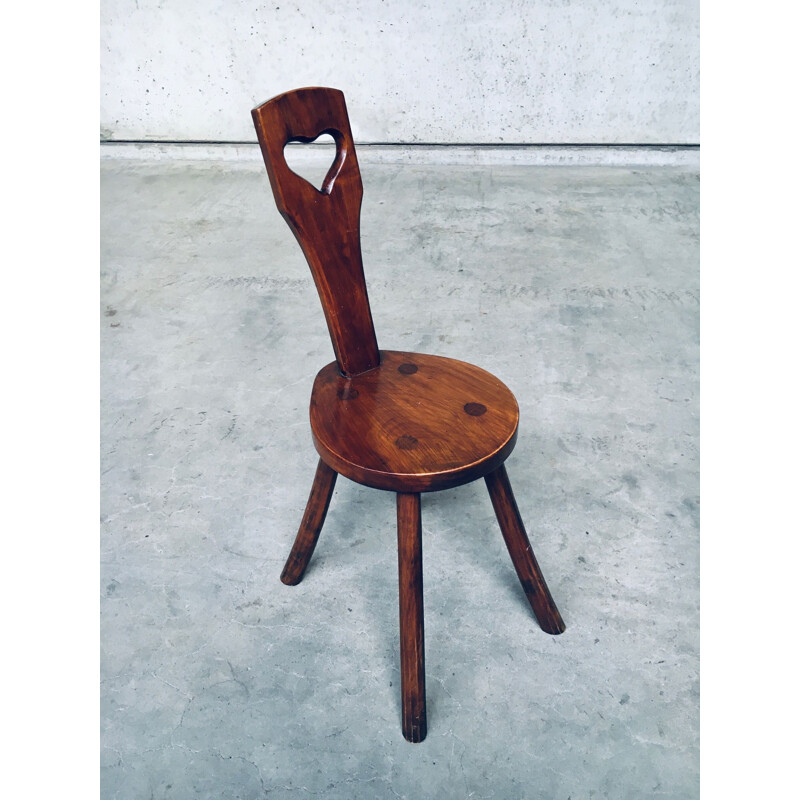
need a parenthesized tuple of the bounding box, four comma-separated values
(283, 132, 342, 193)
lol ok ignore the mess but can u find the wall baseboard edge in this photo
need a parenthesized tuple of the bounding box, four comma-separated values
(100, 141, 699, 167)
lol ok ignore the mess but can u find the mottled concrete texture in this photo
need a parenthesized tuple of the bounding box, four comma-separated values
(101, 0, 699, 144)
(101, 160, 699, 798)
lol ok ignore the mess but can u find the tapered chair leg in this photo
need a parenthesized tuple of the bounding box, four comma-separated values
(281, 459, 338, 585)
(485, 464, 566, 635)
(396, 492, 427, 743)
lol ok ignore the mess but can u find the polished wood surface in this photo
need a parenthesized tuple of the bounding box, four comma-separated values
(280, 459, 337, 586)
(311, 350, 519, 492)
(251, 88, 380, 377)
(397, 493, 427, 742)
(252, 87, 565, 743)
(485, 465, 566, 634)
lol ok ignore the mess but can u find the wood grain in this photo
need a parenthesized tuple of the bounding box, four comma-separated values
(252, 87, 380, 377)
(310, 350, 519, 492)
(397, 492, 426, 743)
(485, 464, 566, 634)
(280, 459, 338, 585)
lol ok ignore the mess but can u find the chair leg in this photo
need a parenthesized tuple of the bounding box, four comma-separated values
(280, 459, 337, 585)
(485, 464, 566, 635)
(396, 492, 427, 743)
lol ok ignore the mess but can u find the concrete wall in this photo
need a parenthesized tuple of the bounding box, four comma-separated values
(101, 0, 699, 145)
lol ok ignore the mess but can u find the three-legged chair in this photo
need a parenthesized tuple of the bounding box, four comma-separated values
(252, 87, 565, 742)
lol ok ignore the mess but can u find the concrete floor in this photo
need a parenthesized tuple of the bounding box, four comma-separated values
(100, 159, 699, 799)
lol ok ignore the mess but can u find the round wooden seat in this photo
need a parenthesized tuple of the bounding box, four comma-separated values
(310, 350, 519, 492)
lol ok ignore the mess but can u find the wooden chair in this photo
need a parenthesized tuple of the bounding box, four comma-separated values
(252, 87, 565, 743)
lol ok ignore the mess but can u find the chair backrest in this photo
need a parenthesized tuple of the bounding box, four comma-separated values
(252, 87, 380, 377)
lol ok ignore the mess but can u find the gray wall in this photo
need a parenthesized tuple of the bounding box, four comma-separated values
(101, 0, 698, 145)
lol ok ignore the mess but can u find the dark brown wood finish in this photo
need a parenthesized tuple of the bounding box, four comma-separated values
(310, 350, 519, 492)
(397, 492, 426, 743)
(485, 464, 566, 635)
(280, 459, 337, 585)
(252, 88, 379, 377)
(252, 87, 565, 743)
